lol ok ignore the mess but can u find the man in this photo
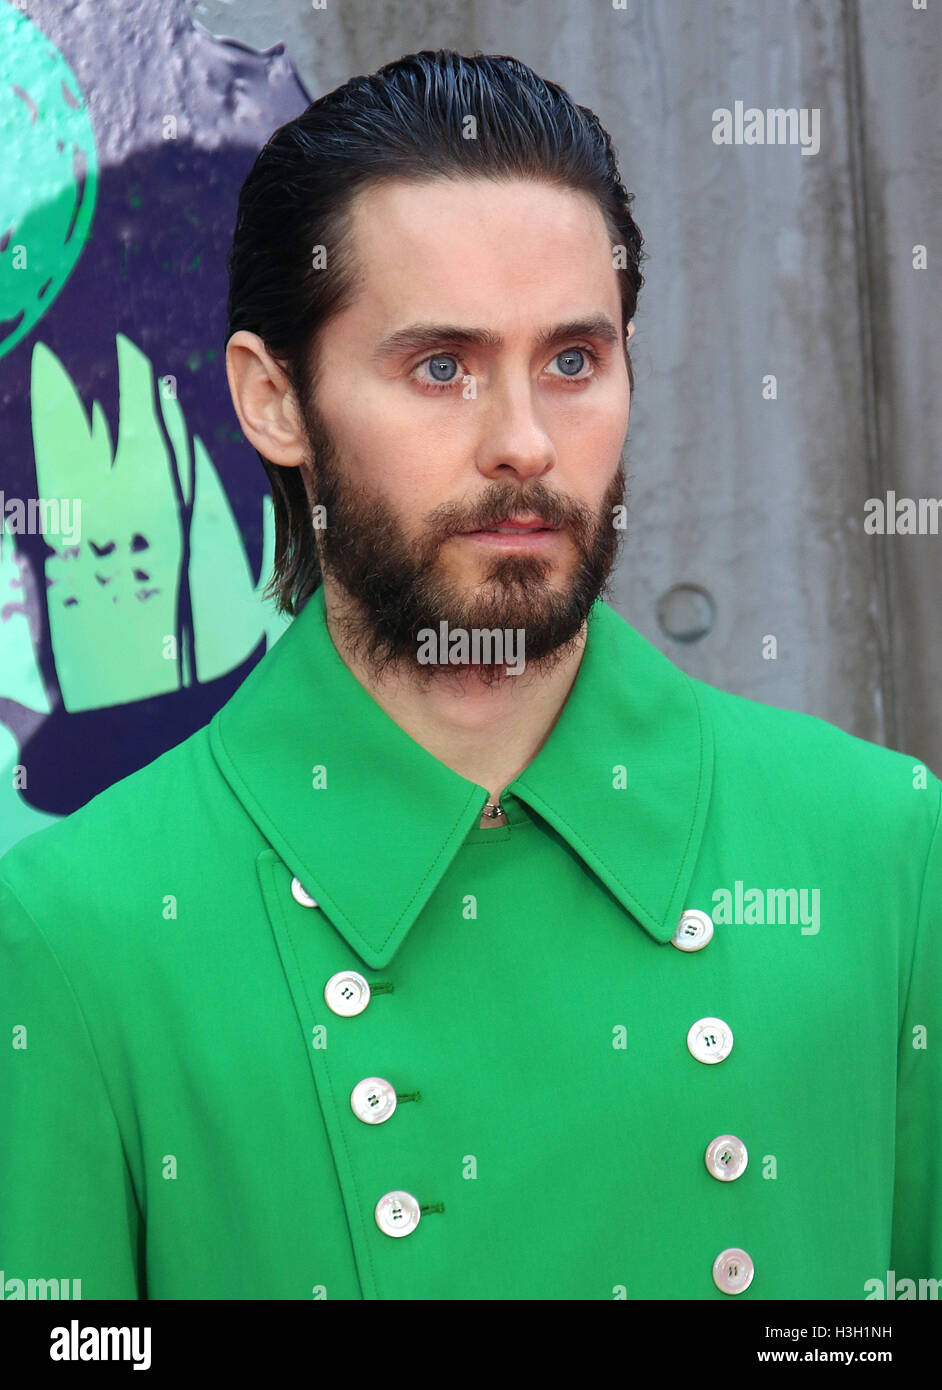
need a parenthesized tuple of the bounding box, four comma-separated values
(1, 49, 940, 1302)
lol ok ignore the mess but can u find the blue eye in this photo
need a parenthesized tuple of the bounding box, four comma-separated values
(424, 355, 460, 383)
(554, 348, 587, 377)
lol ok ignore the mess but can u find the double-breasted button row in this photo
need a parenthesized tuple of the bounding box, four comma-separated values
(321, 967, 424, 1238)
(706, 1128, 753, 1292)
(672, 912, 734, 1063)
(673, 911, 733, 1062)
(672, 910, 752, 1291)
(323, 979, 400, 1122)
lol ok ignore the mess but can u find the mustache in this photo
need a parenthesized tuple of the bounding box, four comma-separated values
(429, 486, 588, 539)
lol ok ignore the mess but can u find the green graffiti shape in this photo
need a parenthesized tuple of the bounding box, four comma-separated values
(189, 435, 290, 680)
(29, 332, 289, 711)
(33, 334, 186, 709)
(0, 0, 98, 361)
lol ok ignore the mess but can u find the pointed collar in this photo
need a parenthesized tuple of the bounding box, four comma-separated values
(209, 585, 714, 969)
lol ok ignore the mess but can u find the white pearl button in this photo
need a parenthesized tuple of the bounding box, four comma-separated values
(351, 1077, 398, 1125)
(291, 877, 319, 908)
(687, 1016, 734, 1064)
(705, 1134, 748, 1181)
(324, 970, 371, 1017)
(671, 909, 714, 952)
(375, 1190, 421, 1238)
(713, 1247, 754, 1294)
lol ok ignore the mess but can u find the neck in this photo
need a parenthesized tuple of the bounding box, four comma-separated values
(321, 581, 589, 804)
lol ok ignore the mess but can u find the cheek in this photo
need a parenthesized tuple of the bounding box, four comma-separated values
(554, 366, 629, 437)
(314, 389, 393, 484)
(319, 397, 443, 526)
(560, 393, 628, 472)
(322, 375, 463, 483)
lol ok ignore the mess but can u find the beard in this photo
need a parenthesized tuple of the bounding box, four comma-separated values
(299, 397, 629, 687)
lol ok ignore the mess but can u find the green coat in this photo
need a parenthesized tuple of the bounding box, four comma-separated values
(2, 587, 940, 1301)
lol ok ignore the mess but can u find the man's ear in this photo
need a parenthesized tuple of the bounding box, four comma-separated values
(225, 330, 307, 468)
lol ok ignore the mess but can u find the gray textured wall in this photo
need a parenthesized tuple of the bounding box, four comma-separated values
(188, 0, 941, 771)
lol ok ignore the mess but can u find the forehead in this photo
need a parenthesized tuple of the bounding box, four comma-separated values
(341, 176, 619, 331)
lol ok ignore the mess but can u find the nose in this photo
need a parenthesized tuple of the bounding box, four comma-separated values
(475, 376, 556, 482)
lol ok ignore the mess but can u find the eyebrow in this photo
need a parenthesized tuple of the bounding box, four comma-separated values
(372, 314, 622, 363)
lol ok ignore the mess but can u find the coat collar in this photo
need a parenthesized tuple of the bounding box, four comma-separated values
(209, 585, 714, 969)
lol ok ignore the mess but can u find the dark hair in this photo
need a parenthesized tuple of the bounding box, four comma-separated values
(225, 49, 646, 616)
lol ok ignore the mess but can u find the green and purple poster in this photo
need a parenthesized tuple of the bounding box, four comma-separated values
(0, 0, 308, 855)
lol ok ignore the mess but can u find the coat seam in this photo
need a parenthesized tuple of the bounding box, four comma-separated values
(256, 851, 376, 1298)
(897, 775, 942, 1046)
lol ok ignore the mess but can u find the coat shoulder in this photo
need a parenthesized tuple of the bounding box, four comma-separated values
(689, 672, 942, 841)
(0, 722, 233, 950)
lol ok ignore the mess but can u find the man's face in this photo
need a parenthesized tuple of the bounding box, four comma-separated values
(299, 176, 632, 681)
